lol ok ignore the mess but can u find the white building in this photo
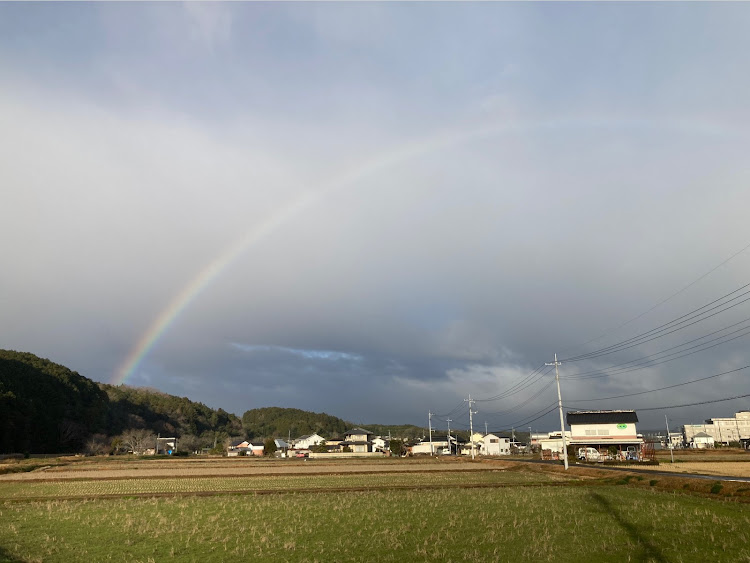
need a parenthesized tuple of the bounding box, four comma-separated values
(538, 431, 572, 454)
(411, 440, 448, 455)
(293, 433, 326, 449)
(691, 432, 715, 449)
(567, 410, 643, 459)
(372, 437, 388, 452)
(683, 411, 750, 446)
(481, 434, 511, 456)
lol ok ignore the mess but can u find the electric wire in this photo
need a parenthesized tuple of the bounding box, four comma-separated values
(561, 315, 750, 379)
(563, 328, 750, 381)
(565, 365, 750, 403)
(558, 240, 750, 358)
(566, 391, 750, 412)
(561, 282, 750, 362)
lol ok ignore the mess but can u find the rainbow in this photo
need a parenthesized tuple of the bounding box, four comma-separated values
(112, 115, 735, 385)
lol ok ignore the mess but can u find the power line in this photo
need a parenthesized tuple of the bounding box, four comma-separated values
(563, 328, 750, 381)
(568, 392, 750, 413)
(475, 363, 550, 402)
(561, 282, 750, 363)
(562, 315, 750, 379)
(566, 365, 750, 402)
(558, 240, 750, 357)
(481, 379, 555, 416)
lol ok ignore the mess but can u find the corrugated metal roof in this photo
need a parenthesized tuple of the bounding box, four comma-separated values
(567, 410, 638, 425)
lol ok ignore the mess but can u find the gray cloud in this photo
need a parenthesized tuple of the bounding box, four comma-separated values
(3, 3, 750, 432)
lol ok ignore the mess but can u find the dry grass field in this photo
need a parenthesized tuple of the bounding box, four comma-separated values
(2, 456, 750, 562)
(629, 461, 750, 478)
(0, 456, 505, 481)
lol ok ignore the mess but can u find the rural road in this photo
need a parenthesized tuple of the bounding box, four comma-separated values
(514, 458, 750, 483)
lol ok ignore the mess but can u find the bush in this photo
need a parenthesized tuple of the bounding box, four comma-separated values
(710, 482, 724, 495)
(650, 480, 658, 487)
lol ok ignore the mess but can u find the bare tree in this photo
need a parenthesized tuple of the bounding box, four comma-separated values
(85, 433, 110, 456)
(177, 434, 202, 454)
(120, 429, 156, 455)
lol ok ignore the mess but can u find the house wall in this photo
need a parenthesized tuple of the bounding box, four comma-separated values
(570, 422, 637, 441)
(539, 438, 566, 453)
(295, 434, 325, 449)
(482, 435, 510, 456)
(411, 441, 447, 455)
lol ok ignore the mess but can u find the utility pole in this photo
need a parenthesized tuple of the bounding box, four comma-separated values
(446, 418, 452, 455)
(428, 411, 434, 456)
(665, 415, 674, 464)
(547, 353, 569, 470)
(529, 426, 533, 453)
(465, 395, 477, 459)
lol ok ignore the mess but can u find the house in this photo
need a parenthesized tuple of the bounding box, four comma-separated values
(690, 432, 715, 449)
(156, 437, 177, 455)
(342, 428, 374, 453)
(410, 440, 447, 455)
(467, 432, 485, 454)
(538, 431, 572, 454)
(481, 434, 511, 456)
(229, 439, 251, 449)
(248, 441, 265, 456)
(372, 437, 388, 452)
(567, 410, 643, 460)
(274, 439, 289, 451)
(227, 439, 252, 455)
(293, 433, 326, 449)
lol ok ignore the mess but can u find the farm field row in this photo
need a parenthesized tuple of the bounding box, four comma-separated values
(0, 457, 497, 481)
(2, 486, 748, 562)
(624, 461, 750, 478)
(0, 469, 565, 500)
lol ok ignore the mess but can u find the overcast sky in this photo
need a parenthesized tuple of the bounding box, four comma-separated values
(3, 3, 750, 433)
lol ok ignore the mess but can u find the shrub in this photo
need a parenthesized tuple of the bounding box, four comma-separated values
(649, 480, 658, 487)
(710, 483, 724, 495)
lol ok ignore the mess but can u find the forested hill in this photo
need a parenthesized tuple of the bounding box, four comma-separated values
(99, 384, 242, 443)
(241, 407, 349, 440)
(0, 350, 241, 454)
(0, 350, 420, 455)
(0, 350, 109, 453)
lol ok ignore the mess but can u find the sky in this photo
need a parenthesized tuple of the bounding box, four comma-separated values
(3, 3, 750, 433)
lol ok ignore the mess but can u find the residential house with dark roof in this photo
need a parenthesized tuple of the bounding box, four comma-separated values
(342, 427, 374, 453)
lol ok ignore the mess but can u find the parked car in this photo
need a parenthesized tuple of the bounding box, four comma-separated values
(577, 447, 601, 461)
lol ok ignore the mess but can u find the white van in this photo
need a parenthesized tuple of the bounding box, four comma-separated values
(577, 447, 601, 461)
